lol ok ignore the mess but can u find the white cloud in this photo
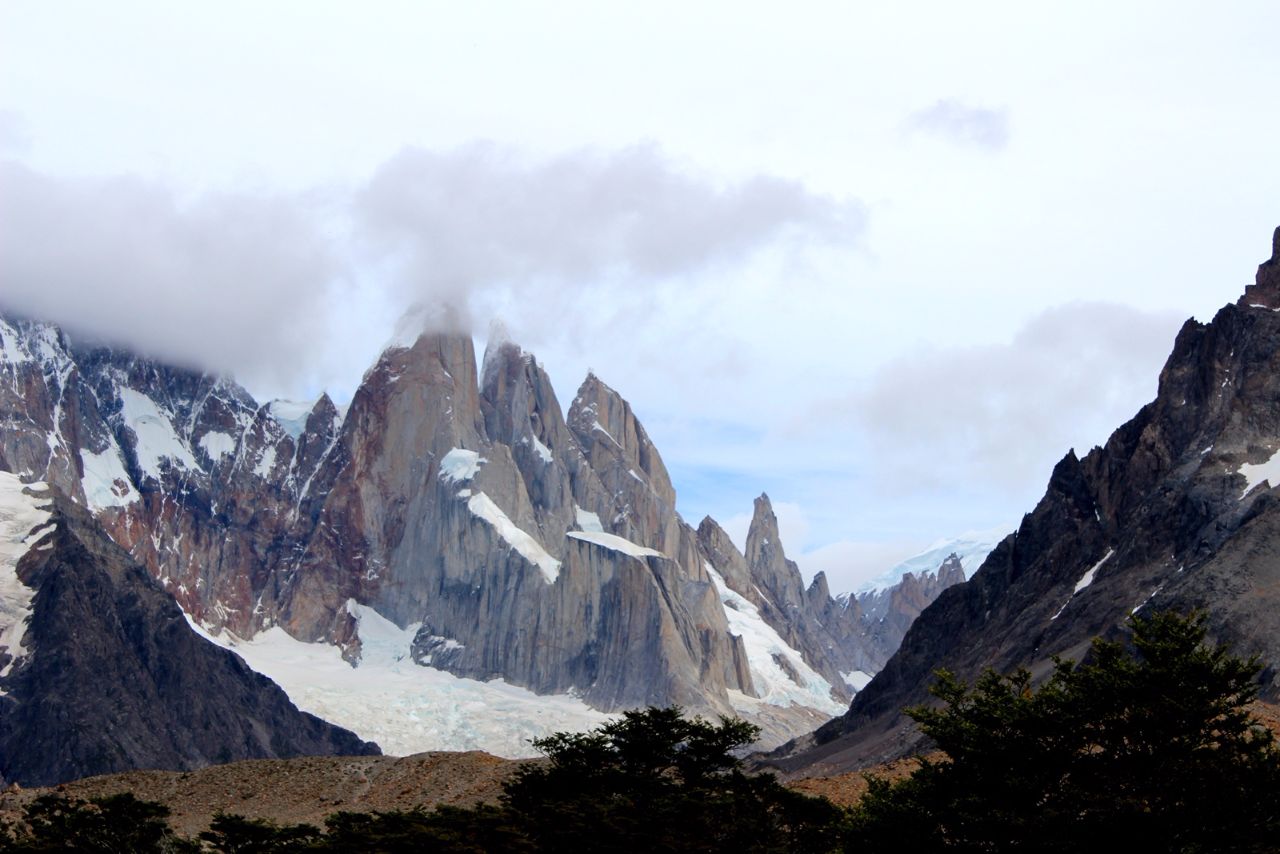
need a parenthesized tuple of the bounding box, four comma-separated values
(0, 145, 865, 398)
(904, 99, 1010, 151)
(355, 142, 866, 334)
(821, 301, 1184, 495)
(0, 160, 343, 394)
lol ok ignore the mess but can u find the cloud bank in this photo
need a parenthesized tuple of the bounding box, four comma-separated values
(0, 160, 340, 392)
(0, 144, 865, 395)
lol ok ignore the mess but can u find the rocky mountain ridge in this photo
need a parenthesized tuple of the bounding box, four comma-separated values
(768, 226, 1280, 775)
(0, 311, 965, 754)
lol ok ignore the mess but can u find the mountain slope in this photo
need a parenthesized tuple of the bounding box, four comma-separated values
(0, 472, 377, 787)
(767, 227, 1280, 775)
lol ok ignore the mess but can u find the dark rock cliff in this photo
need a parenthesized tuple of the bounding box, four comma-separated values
(767, 227, 1280, 776)
(0, 483, 377, 787)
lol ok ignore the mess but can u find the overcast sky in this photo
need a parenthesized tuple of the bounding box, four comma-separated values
(2, 1, 1278, 592)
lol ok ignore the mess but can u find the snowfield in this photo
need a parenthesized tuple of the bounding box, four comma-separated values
(117, 388, 199, 478)
(186, 601, 611, 757)
(467, 492, 561, 583)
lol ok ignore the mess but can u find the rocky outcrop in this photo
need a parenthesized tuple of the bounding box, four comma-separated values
(0, 474, 376, 787)
(1239, 225, 1280, 308)
(768, 227, 1280, 776)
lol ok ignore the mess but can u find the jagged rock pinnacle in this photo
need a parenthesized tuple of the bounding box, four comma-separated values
(1239, 225, 1280, 308)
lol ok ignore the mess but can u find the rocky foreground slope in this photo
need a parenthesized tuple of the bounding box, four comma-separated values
(768, 227, 1280, 775)
(0, 473, 376, 786)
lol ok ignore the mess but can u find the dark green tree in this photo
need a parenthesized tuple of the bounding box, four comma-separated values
(197, 812, 321, 853)
(849, 611, 1280, 852)
(503, 705, 843, 853)
(318, 804, 532, 853)
(5, 792, 197, 852)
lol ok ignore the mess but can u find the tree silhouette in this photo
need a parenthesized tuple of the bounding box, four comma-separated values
(850, 611, 1280, 852)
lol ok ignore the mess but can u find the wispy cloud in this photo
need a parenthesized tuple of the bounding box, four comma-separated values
(817, 301, 1184, 493)
(905, 99, 1010, 151)
(355, 142, 866, 334)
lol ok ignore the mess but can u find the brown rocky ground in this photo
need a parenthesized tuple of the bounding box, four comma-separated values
(4, 701, 1277, 834)
(0, 752, 521, 837)
(785, 753, 937, 809)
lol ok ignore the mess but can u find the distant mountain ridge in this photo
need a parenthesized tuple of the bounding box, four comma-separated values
(855, 529, 1006, 594)
(0, 310, 965, 758)
(768, 226, 1280, 776)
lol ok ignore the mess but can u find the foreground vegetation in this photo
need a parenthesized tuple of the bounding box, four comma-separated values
(851, 611, 1280, 851)
(3, 612, 1278, 852)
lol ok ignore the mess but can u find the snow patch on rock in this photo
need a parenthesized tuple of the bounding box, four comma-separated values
(198, 431, 237, 462)
(1238, 450, 1280, 498)
(439, 448, 485, 483)
(117, 388, 198, 478)
(0, 473, 54, 680)
(573, 506, 605, 534)
(568, 530, 662, 559)
(705, 563, 844, 715)
(253, 445, 278, 480)
(79, 444, 136, 511)
(468, 492, 560, 583)
(1052, 549, 1116, 620)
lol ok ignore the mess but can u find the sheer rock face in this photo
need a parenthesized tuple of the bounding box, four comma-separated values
(566, 372, 681, 553)
(0, 483, 377, 787)
(0, 314, 928, 734)
(768, 229, 1280, 776)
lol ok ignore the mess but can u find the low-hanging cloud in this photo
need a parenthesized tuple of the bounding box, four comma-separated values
(905, 99, 1010, 151)
(355, 142, 866, 333)
(0, 160, 341, 393)
(825, 302, 1185, 495)
(1, 145, 865, 396)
